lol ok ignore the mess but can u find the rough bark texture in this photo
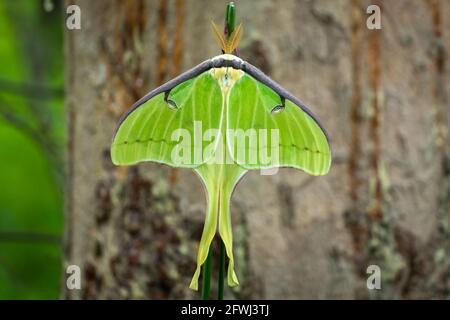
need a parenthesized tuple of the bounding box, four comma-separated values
(65, 0, 450, 299)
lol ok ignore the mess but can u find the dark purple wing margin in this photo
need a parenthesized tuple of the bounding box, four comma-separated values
(112, 59, 213, 139)
(240, 61, 330, 144)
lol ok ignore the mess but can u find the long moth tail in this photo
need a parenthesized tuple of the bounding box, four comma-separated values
(189, 177, 219, 290)
(218, 180, 239, 287)
(189, 165, 245, 290)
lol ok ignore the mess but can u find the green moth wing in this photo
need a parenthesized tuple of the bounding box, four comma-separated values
(111, 69, 222, 167)
(227, 73, 331, 175)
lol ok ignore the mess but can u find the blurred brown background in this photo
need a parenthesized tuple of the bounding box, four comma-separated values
(64, 0, 450, 299)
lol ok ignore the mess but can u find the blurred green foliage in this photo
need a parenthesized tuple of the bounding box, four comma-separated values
(0, 0, 63, 299)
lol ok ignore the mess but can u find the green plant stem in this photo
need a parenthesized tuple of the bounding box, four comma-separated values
(225, 2, 236, 35)
(201, 247, 213, 300)
(218, 239, 226, 300)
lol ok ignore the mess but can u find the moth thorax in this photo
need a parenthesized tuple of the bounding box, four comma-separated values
(211, 67, 243, 92)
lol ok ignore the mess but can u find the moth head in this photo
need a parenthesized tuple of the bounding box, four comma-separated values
(211, 21, 243, 54)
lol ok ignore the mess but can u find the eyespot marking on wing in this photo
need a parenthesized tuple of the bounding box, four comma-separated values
(271, 97, 286, 114)
(164, 91, 178, 110)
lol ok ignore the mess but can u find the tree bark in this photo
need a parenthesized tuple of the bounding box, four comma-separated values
(65, 0, 450, 299)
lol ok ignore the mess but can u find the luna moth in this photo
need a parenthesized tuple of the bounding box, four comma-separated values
(111, 23, 331, 291)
